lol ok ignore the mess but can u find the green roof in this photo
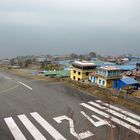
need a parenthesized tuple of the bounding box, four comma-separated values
(45, 70, 70, 77)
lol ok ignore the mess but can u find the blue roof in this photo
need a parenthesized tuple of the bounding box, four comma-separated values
(121, 78, 138, 85)
(127, 61, 138, 65)
(90, 60, 115, 67)
(115, 65, 136, 71)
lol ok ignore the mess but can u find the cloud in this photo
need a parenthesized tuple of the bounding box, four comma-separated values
(0, 0, 140, 58)
(0, 0, 139, 29)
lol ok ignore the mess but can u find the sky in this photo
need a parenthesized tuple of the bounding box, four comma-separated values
(0, 0, 140, 58)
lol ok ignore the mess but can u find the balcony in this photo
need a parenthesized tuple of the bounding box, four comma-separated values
(97, 70, 122, 79)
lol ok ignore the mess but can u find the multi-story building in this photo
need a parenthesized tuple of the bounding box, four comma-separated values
(70, 61, 96, 81)
(91, 66, 122, 88)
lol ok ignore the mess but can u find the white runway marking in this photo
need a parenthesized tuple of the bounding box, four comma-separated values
(81, 111, 115, 128)
(4, 117, 26, 140)
(81, 103, 140, 135)
(19, 82, 32, 90)
(96, 100, 140, 121)
(89, 101, 140, 127)
(31, 112, 66, 140)
(54, 115, 94, 139)
(4, 76, 12, 80)
(18, 114, 46, 140)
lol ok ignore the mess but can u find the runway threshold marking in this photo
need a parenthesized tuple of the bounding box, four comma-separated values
(96, 100, 140, 121)
(18, 114, 46, 140)
(19, 82, 32, 90)
(88, 101, 140, 126)
(31, 112, 66, 140)
(3, 101, 140, 140)
(80, 102, 140, 135)
(4, 117, 27, 140)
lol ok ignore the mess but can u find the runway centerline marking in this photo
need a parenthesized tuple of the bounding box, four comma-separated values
(19, 82, 32, 90)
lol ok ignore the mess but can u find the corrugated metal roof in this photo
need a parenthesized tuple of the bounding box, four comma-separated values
(74, 61, 96, 66)
(45, 70, 70, 77)
(99, 66, 121, 71)
(115, 65, 136, 71)
(90, 60, 115, 67)
(121, 78, 138, 85)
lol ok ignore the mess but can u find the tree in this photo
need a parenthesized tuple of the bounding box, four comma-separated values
(10, 59, 15, 65)
(79, 55, 85, 61)
(89, 52, 96, 58)
(70, 53, 78, 59)
(24, 59, 32, 68)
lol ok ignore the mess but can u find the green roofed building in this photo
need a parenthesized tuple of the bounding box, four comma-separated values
(44, 70, 70, 78)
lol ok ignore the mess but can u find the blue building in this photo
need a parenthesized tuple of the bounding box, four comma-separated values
(113, 77, 138, 90)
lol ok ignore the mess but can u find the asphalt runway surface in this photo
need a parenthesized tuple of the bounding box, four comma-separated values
(0, 71, 139, 140)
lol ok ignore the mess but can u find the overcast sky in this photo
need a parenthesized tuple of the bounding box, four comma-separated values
(0, 0, 140, 58)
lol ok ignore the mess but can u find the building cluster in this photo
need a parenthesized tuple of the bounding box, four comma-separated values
(0, 53, 140, 93)
(70, 60, 140, 93)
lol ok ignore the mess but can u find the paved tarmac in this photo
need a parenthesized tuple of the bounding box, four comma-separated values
(0, 71, 139, 140)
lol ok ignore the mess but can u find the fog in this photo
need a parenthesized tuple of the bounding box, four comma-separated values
(0, 0, 140, 58)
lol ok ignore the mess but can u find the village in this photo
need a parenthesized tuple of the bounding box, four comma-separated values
(1, 52, 140, 97)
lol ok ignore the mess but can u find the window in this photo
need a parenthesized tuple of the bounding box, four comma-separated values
(73, 76, 75, 80)
(94, 77, 96, 83)
(73, 70, 76, 73)
(78, 78, 80, 81)
(115, 81, 118, 88)
(86, 72, 89, 76)
(102, 81, 105, 85)
(99, 79, 101, 84)
(78, 72, 81, 75)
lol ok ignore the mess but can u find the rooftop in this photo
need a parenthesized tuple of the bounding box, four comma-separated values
(121, 78, 138, 85)
(45, 70, 70, 77)
(73, 61, 96, 66)
(115, 65, 136, 71)
(99, 66, 121, 71)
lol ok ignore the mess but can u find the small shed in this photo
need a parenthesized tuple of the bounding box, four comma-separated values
(113, 77, 138, 90)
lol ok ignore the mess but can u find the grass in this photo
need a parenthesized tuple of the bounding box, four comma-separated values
(64, 80, 140, 113)
(134, 90, 140, 98)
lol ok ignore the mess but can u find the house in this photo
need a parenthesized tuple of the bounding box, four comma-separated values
(89, 72, 98, 84)
(113, 77, 139, 90)
(70, 61, 96, 81)
(91, 66, 122, 88)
